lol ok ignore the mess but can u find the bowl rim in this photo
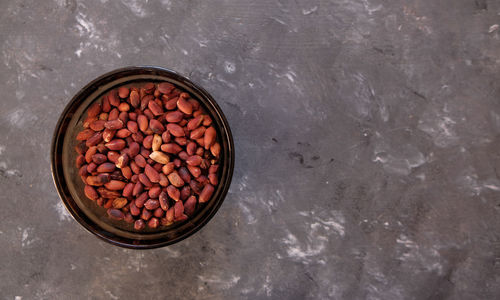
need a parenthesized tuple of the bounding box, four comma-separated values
(51, 66, 235, 249)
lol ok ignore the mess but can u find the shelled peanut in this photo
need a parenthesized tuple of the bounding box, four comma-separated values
(75, 82, 221, 230)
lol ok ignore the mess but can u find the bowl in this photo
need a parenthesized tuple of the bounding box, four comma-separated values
(51, 66, 234, 249)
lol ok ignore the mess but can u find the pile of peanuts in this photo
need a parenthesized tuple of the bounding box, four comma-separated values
(74, 82, 220, 230)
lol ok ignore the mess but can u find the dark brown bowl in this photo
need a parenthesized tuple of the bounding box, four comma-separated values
(51, 66, 234, 249)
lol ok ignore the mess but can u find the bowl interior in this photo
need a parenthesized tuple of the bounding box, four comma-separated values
(52, 67, 234, 248)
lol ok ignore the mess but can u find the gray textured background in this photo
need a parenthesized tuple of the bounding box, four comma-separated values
(1, 0, 500, 299)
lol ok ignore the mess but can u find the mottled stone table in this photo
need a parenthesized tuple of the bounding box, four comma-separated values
(1, 0, 500, 299)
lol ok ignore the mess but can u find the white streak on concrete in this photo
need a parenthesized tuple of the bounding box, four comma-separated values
(215, 75, 236, 89)
(241, 287, 254, 294)
(238, 202, 257, 224)
(258, 275, 272, 296)
(55, 202, 71, 222)
(396, 234, 443, 275)
(280, 210, 345, 264)
(72, 12, 121, 58)
(316, 216, 346, 237)
(484, 184, 500, 191)
(75, 13, 97, 38)
(0, 162, 20, 179)
(270, 17, 286, 25)
(105, 291, 119, 300)
(198, 275, 240, 290)
(21, 227, 36, 247)
(373, 145, 426, 176)
(162, 247, 180, 257)
(21, 229, 29, 245)
(224, 61, 236, 74)
(282, 232, 326, 260)
(418, 107, 459, 148)
(302, 6, 317, 15)
(127, 252, 147, 271)
(121, 0, 147, 17)
(192, 37, 208, 47)
(8, 109, 25, 126)
(362, 0, 382, 15)
(396, 235, 415, 248)
(284, 71, 296, 83)
(379, 98, 389, 122)
(160, 0, 172, 10)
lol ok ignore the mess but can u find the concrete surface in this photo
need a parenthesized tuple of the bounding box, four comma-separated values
(1, 0, 500, 299)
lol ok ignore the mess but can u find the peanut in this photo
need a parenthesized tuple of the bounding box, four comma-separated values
(102, 128, 116, 143)
(130, 90, 140, 108)
(144, 199, 160, 210)
(92, 153, 107, 165)
(149, 119, 165, 134)
(118, 86, 130, 98)
(130, 202, 141, 216)
(112, 197, 128, 209)
(134, 219, 145, 230)
(101, 95, 111, 112)
(167, 185, 180, 202)
(90, 120, 106, 131)
(152, 134, 162, 151)
(204, 127, 216, 150)
(186, 155, 202, 166)
(199, 184, 214, 203)
(184, 196, 197, 216)
(149, 151, 170, 164)
(108, 90, 120, 107)
(135, 192, 148, 208)
(174, 201, 184, 219)
(87, 102, 102, 117)
(107, 208, 124, 220)
(167, 123, 184, 137)
(105, 180, 127, 190)
(177, 96, 193, 115)
(122, 182, 134, 198)
(86, 132, 103, 147)
(154, 207, 165, 218)
(158, 82, 174, 94)
(148, 186, 162, 198)
(97, 187, 120, 199)
(167, 171, 184, 187)
(144, 164, 160, 183)
(141, 209, 152, 221)
(143, 135, 153, 149)
(165, 111, 183, 123)
(190, 127, 206, 140)
(138, 173, 153, 188)
(104, 119, 124, 130)
(148, 100, 163, 116)
(148, 217, 159, 228)
(84, 185, 99, 200)
(137, 115, 148, 132)
(105, 139, 126, 150)
(160, 143, 181, 154)
(187, 115, 204, 131)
